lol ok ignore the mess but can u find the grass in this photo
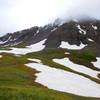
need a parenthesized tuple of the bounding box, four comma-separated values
(0, 86, 99, 100)
(0, 53, 37, 87)
(0, 49, 100, 100)
(70, 50, 96, 62)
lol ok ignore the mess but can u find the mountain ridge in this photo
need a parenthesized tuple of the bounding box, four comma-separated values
(0, 18, 100, 50)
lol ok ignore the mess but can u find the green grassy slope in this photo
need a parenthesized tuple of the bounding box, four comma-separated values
(0, 49, 100, 100)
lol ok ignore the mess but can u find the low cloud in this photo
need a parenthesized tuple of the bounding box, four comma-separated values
(0, 0, 100, 36)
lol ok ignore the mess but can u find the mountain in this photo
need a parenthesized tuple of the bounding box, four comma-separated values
(0, 19, 99, 47)
(1, 18, 100, 54)
(0, 18, 100, 99)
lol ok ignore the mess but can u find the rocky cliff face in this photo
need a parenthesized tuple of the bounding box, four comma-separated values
(0, 19, 100, 49)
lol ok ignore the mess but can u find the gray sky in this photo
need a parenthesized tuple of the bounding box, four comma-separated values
(0, 0, 100, 36)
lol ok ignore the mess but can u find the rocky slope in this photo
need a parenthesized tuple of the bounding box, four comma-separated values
(0, 18, 100, 50)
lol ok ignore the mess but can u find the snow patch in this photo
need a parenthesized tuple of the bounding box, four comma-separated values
(92, 57, 100, 69)
(65, 52, 70, 55)
(10, 38, 18, 41)
(88, 38, 94, 42)
(92, 25, 98, 30)
(51, 28, 57, 32)
(28, 58, 41, 63)
(34, 29, 39, 36)
(25, 61, 100, 97)
(3, 41, 22, 47)
(60, 41, 86, 50)
(77, 24, 86, 35)
(53, 58, 99, 79)
(0, 39, 46, 55)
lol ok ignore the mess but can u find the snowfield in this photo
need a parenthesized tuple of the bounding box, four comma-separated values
(60, 41, 87, 50)
(25, 59, 100, 97)
(53, 58, 99, 79)
(0, 39, 46, 55)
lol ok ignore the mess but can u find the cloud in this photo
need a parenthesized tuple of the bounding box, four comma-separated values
(0, 0, 100, 36)
(66, 0, 100, 19)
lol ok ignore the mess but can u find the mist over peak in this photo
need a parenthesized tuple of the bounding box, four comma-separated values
(0, 0, 100, 36)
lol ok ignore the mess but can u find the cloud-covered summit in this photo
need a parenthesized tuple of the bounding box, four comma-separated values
(0, 0, 100, 36)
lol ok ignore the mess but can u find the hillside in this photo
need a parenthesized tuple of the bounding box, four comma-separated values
(0, 19, 100, 100)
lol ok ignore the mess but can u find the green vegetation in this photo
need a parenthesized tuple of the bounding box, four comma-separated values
(70, 50, 96, 63)
(69, 50, 100, 71)
(0, 86, 99, 100)
(0, 49, 100, 100)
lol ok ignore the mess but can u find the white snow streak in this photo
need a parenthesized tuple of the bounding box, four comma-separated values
(34, 29, 39, 36)
(53, 58, 99, 79)
(88, 38, 94, 42)
(51, 28, 57, 32)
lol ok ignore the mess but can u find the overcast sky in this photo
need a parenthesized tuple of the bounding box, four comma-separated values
(0, 0, 100, 36)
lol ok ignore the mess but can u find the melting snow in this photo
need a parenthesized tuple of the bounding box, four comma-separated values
(10, 38, 18, 41)
(0, 36, 12, 44)
(92, 25, 98, 30)
(0, 39, 46, 55)
(77, 24, 86, 35)
(53, 58, 99, 79)
(92, 57, 100, 69)
(28, 58, 41, 63)
(51, 28, 57, 32)
(25, 60, 100, 97)
(34, 29, 39, 36)
(65, 52, 70, 55)
(88, 38, 94, 42)
(60, 41, 86, 50)
(3, 41, 23, 47)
